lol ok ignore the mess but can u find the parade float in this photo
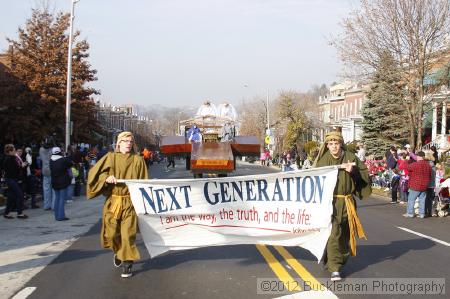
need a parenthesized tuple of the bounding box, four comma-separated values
(160, 101, 260, 177)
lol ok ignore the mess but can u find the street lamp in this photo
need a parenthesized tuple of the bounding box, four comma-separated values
(266, 88, 270, 132)
(65, 0, 80, 152)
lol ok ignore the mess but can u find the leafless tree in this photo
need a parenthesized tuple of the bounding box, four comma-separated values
(238, 97, 267, 147)
(275, 90, 320, 151)
(333, 0, 450, 149)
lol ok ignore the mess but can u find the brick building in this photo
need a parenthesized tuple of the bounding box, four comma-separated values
(318, 81, 370, 143)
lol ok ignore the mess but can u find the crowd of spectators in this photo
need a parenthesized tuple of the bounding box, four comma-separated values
(365, 144, 445, 218)
(0, 140, 119, 220)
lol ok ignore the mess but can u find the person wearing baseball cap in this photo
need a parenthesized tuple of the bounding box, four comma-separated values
(50, 146, 73, 221)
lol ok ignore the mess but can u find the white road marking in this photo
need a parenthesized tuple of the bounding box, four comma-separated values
(275, 290, 338, 299)
(397, 227, 450, 247)
(11, 287, 36, 299)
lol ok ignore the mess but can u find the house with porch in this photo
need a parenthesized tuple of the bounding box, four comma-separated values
(424, 86, 450, 153)
(422, 49, 450, 154)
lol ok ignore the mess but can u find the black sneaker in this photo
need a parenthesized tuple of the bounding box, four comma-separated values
(331, 271, 342, 281)
(3, 214, 14, 219)
(113, 254, 122, 268)
(121, 262, 133, 278)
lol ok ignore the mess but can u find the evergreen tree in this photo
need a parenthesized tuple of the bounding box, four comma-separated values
(361, 52, 409, 156)
(6, 7, 99, 144)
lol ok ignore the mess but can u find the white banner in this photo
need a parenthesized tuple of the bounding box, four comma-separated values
(125, 166, 338, 261)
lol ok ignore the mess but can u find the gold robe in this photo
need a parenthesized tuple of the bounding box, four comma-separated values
(87, 152, 148, 261)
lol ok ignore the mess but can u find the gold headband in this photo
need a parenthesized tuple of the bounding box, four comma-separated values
(325, 131, 343, 144)
(115, 131, 135, 152)
(117, 131, 134, 142)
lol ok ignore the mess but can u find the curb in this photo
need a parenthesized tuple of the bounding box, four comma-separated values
(371, 189, 391, 199)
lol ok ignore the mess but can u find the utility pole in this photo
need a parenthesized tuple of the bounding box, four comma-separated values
(65, 0, 80, 152)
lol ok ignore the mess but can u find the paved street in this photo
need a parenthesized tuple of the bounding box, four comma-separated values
(2, 2, 449, 299)
(2, 160, 449, 299)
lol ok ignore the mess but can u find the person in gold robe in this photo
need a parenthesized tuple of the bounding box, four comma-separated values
(313, 131, 371, 281)
(87, 132, 148, 278)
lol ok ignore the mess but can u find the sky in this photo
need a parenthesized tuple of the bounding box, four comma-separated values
(0, 0, 358, 108)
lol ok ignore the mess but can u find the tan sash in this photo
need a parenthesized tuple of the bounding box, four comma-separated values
(109, 194, 131, 220)
(334, 194, 367, 256)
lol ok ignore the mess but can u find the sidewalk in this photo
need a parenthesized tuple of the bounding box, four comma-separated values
(0, 195, 104, 299)
(239, 159, 281, 171)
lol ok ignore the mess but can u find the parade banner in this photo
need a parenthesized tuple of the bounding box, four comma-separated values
(125, 166, 338, 261)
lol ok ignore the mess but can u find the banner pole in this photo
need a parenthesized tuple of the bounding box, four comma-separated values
(115, 163, 355, 184)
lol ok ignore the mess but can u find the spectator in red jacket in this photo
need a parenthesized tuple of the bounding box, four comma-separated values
(404, 151, 431, 218)
(397, 153, 409, 176)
